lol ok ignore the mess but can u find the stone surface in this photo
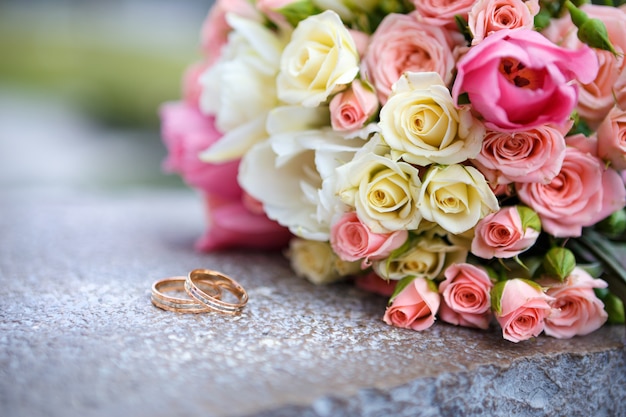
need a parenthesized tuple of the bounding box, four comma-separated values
(0, 189, 625, 417)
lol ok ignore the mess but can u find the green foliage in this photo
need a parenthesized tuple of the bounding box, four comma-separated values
(542, 247, 576, 281)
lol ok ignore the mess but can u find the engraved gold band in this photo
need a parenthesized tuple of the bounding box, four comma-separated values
(185, 269, 248, 314)
(151, 276, 221, 313)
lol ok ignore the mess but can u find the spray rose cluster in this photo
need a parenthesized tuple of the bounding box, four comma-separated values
(161, 0, 626, 342)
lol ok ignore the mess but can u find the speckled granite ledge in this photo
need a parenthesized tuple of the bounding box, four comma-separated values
(1, 189, 624, 417)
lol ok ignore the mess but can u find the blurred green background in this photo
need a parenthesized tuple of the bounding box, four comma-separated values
(0, 0, 211, 128)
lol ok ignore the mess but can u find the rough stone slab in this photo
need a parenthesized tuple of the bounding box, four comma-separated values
(0, 189, 624, 417)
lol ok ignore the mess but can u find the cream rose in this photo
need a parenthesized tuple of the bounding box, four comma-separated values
(288, 237, 361, 285)
(334, 137, 423, 233)
(199, 14, 284, 162)
(277, 10, 360, 107)
(418, 164, 499, 234)
(372, 234, 468, 281)
(379, 72, 484, 166)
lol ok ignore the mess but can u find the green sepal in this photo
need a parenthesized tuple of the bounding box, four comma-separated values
(543, 247, 576, 281)
(426, 278, 438, 294)
(491, 281, 506, 315)
(388, 275, 415, 305)
(565, 0, 619, 55)
(454, 14, 473, 45)
(517, 205, 541, 232)
(278, 1, 323, 27)
(595, 209, 626, 238)
(534, 8, 553, 31)
(594, 287, 624, 324)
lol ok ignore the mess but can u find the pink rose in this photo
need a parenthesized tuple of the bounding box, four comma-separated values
(452, 28, 598, 131)
(541, 268, 608, 339)
(471, 206, 540, 259)
(472, 125, 566, 185)
(438, 263, 494, 329)
(516, 145, 626, 237)
(355, 272, 397, 297)
(330, 212, 408, 264)
(196, 194, 292, 252)
(329, 79, 378, 132)
(182, 61, 211, 109)
(413, 0, 476, 28)
(362, 13, 456, 104)
(159, 101, 241, 199)
(468, 0, 539, 45)
(493, 278, 553, 343)
(543, 4, 626, 127)
(383, 277, 440, 331)
(256, 0, 296, 27)
(200, 0, 261, 65)
(597, 106, 626, 170)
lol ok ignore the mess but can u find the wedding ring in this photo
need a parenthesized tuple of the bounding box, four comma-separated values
(185, 269, 248, 314)
(151, 276, 222, 313)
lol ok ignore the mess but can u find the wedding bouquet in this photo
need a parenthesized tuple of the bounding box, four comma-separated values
(160, 0, 626, 342)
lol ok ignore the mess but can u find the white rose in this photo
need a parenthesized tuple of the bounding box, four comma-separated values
(277, 10, 360, 107)
(373, 234, 468, 280)
(334, 135, 423, 233)
(199, 14, 285, 162)
(418, 164, 499, 234)
(379, 72, 484, 166)
(239, 106, 365, 240)
(288, 237, 361, 285)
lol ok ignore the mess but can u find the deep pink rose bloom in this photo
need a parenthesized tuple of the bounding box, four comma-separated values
(471, 206, 540, 259)
(355, 271, 397, 297)
(196, 194, 292, 252)
(438, 263, 493, 329)
(329, 79, 378, 132)
(452, 28, 598, 131)
(472, 125, 566, 185)
(159, 101, 240, 200)
(541, 268, 608, 339)
(362, 13, 457, 104)
(384, 277, 440, 331)
(495, 279, 553, 343)
(330, 212, 408, 264)
(516, 145, 626, 237)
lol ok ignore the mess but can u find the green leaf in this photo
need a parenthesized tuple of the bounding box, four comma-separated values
(517, 205, 541, 232)
(543, 247, 576, 281)
(278, 1, 323, 27)
(388, 275, 415, 304)
(534, 9, 553, 30)
(491, 281, 507, 315)
(604, 293, 625, 324)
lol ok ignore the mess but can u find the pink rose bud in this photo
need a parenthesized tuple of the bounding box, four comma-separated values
(330, 212, 408, 264)
(355, 271, 397, 297)
(452, 28, 599, 131)
(438, 263, 494, 329)
(492, 278, 553, 343)
(329, 79, 378, 132)
(471, 206, 540, 259)
(542, 268, 609, 339)
(384, 277, 441, 331)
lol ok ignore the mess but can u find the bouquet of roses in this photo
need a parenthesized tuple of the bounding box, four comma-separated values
(160, 0, 626, 342)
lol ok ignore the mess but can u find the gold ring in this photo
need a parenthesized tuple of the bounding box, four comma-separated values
(151, 276, 222, 313)
(185, 269, 248, 314)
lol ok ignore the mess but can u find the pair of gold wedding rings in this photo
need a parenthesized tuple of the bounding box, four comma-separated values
(151, 269, 248, 314)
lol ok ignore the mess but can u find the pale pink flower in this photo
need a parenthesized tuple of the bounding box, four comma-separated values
(159, 101, 240, 199)
(330, 212, 408, 264)
(516, 145, 626, 237)
(597, 106, 626, 170)
(383, 277, 440, 331)
(362, 13, 456, 104)
(196, 194, 291, 252)
(438, 263, 494, 329)
(494, 279, 553, 343)
(543, 4, 626, 128)
(541, 268, 608, 339)
(452, 28, 598, 132)
(471, 206, 540, 259)
(468, 0, 540, 45)
(182, 61, 211, 109)
(472, 125, 567, 185)
(413, 0, 476, 28)
(329, 79, 378, 132)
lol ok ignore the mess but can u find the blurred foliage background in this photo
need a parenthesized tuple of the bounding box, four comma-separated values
(0, 0, 212, 128)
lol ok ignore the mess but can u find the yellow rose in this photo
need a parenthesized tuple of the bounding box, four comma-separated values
(288, 238, 361, 284)
(379, 71, 484, 166)
(418, 164, 499, 234)
(277, 10, 360, 107)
